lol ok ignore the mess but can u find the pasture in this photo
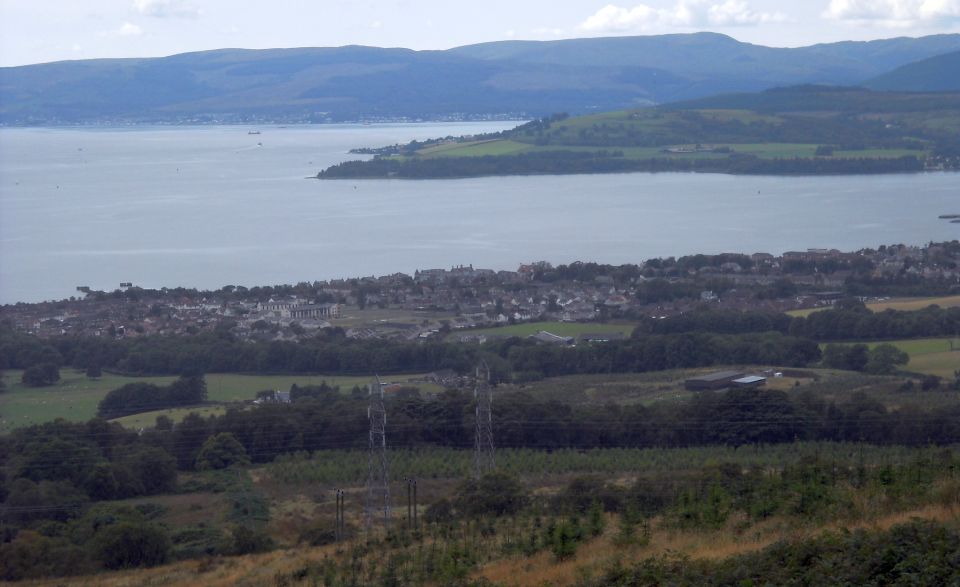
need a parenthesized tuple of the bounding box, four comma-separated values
(110, 405, 229, 429)
(419, 139, 533, 157)
(0, 370, 178, 433)
(866, 337, 960, 378)
(414, 137, 922, 163)
(788, 295, 960, 317)
(413, 108, 930, 163)
(866, 295, 960, 312)
(0, 371, 440, 432)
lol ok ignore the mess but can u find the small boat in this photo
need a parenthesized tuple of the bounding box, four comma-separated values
(939, 214, 960, 219)
(952, 219, 960, 224)
(248, 130, 261, 135)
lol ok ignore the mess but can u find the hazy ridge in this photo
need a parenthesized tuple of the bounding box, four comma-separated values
(4, 32, 960, 124)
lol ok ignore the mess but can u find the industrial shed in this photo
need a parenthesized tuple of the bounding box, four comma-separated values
(732, 375, 767, 388)
(684, 370, 745, 391)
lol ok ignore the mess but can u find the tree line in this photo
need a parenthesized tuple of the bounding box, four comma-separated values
(0, 325, 820, 380)
(96, 375, 207, 419)
(125, 384, 960, 470)
(640, 304, 960, 341)
(317, 151, 924, 180)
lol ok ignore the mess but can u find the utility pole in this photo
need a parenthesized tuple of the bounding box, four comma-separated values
(335, 488, 345, 542)
(365, 375, 391, 528)
(406, 478, 418, 531)
(474, 361, 495, 478)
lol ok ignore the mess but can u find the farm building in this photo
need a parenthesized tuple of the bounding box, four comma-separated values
(684, 370, 745, 391)
(529, 331, 575, 345)
(732, 375, 767, 388)
(579, 332, 627, 343)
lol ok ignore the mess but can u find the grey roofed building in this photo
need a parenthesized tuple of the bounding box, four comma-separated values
(579, 332, 627, 343)
(684, 370, 745, 391)
(529, 330, 575, 345)
(732, 375, 767, 388)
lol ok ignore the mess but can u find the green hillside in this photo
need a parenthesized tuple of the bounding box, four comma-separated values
(319, 86, 960, 179)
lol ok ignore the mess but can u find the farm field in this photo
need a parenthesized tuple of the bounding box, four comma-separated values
(0, 370, 178, 432)
(418, 138, 924, 162)
(0, 371, 440, 432)
(866, 295, 960, 312)
(451, 321, 635, 340)
(333, 306, 457, 329)
(110, 405, 230, 429)
(788, 295, 960, 317)
(419, 139, 534, 157)
(865, 338, 960, 378)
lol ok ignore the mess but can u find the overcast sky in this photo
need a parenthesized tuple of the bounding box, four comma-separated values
(2, 0, 960, 67)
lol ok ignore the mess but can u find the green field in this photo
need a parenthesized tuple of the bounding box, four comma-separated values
(109, 405, 229, 429)
(407, 106, 933, 165)
(333, 306, 457, 329)
(451, 321, 635, 339)
(788, 295, 960, 317)
(866, 295, 960, 312)
(420, 139, 534, 157)
(417, 137, 923, 162)
(813, 337, 959, 378)
(0, 370, 179, 432)
(0, 371, 440, 432)
(865, 338, 960, 378)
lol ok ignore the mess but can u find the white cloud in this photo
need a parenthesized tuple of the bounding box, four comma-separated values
(579, 1, 787, 33)
(118, 22, 143, 36)
(708, 0, 787, 25)
(371, 20, 383, 29)
(133, 0, 200, 19)
(824, 0, 960, 27)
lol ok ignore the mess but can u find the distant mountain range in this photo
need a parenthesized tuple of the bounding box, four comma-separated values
(3, 32, 960, 124)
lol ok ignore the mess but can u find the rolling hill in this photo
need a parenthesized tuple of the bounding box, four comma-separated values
(4, 33, 960, 124)
(866, 50, 960, 92)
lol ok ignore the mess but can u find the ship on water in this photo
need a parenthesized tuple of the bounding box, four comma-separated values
(939, 214, 960, 219)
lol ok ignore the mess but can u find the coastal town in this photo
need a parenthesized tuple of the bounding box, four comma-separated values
(4, 242, 958, 343)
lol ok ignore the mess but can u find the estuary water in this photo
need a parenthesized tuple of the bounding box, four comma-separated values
(0, 123, 957, 304)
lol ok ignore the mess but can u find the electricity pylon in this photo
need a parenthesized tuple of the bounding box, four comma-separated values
(474, 361, 495, 477)
(365, 375, 390, 528)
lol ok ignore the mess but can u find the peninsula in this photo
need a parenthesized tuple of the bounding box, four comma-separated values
(318, 86, 960, 179)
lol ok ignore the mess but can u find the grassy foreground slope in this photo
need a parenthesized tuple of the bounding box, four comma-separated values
(319, 87, 960, 178)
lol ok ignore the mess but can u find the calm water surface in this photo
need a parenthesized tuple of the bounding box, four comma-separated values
(1, 123, 957, 303)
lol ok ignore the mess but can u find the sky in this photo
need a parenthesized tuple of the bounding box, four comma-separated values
(2, 0, 960, 67)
